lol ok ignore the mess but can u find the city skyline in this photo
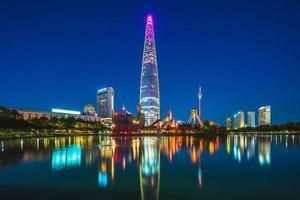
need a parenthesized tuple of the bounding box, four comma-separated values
(0, 1, 300, 125)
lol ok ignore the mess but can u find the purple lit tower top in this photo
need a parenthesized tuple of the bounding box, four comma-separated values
(139, 14, 160, 126)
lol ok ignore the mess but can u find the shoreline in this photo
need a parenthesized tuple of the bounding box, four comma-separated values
(1, 130, 300, 140)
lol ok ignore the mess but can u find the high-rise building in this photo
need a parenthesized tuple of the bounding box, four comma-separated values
(226, 116, 232, 130)
(97, 87, 114, 118)
(233, 114, 238, 129)
(139, 14, 160, 126)
(258, 106, 271, 126)
(198, 87, 202, 123)
(83, 104, 96, 116)
(234, 111, 244, 129)
(247, 111, 256, 127)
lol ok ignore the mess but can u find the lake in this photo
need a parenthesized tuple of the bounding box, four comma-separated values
(0, 134, 300, 200)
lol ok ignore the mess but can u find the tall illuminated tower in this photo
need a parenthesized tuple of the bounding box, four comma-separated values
(198, 86, 202, 123)
(140, 14, 160, 126)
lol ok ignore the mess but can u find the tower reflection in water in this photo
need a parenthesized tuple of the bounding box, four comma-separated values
(140, 138, 160, 200)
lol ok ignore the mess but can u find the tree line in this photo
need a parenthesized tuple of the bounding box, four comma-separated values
(230, 122, 300, 132)
(0, 106, 103, 132)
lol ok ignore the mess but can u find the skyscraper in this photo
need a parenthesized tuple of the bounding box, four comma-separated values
(258, 106, 271, 126)
(97, 87, 114, 118)
(247, 111, 256, 127)
(226, 116, 232, 130)
(139, 14, 160, 126)
(234, 111, 245, 129)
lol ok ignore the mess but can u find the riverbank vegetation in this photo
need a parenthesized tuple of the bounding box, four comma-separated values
(0, 107, 105, 138)
(230, 122, 300, 133)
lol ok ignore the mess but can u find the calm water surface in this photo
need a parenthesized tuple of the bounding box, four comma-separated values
(1, 134, 300, 200)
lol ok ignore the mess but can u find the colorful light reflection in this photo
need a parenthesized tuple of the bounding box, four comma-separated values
(52, 145, 82, 170)
(98, 172, 108, 188)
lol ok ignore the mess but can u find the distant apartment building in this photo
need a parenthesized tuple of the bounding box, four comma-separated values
(226, 116, 232, 130)
(258, 106, 271, 126)
(234, 111, 244, 129)
(97, 87, 114, 118)
(247, 111, 256, 127)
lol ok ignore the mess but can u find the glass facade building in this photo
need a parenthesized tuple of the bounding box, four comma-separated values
(97, 87, 114, 118)
(140, 15, 160, 126)
(234, 111, 245, 129)
(247, 111, 256, 127)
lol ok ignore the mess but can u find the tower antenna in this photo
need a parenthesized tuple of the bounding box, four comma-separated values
(198, 86, 202, 124)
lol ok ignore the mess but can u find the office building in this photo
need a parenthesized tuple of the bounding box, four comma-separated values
(97, 87, 114, 118)
(226, 116, 232, 130)
(247, 111, 256, 127)
(234, 111, 245, 129)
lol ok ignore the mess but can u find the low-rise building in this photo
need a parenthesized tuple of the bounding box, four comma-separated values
(17, 108, 101, 122)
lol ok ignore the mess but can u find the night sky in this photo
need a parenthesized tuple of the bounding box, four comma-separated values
(1, 0, 299, 125)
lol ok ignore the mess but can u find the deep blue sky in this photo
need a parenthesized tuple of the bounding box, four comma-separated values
(0, 0, 299, 125)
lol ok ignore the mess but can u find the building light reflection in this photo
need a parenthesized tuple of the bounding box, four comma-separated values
(1, 141, 4, 152)
(98, 172, 108, 188)
(140, 138, 160, 200)
(2, 134, 295, 196)
(52, 145, 82, 170)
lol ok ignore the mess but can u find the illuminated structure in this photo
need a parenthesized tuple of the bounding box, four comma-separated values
(258, 106, 271, 126)
(139, 14, 160, 126)
(150, 109, 177, 130)
(187, 109, 202, 126)
(234, 111, 245, 129)
(226, 116, 232, 130)
(198, 86, 202, 123)
(52, 108, 80, 115)
(185, 88, 203, 127)
(112, 105, 145, 133)
(83, 104, 96, 115)
(247, 111, 256, 127)
(97, 87, 114, 118)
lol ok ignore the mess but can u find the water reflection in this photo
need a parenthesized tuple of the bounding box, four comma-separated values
(98, 137, 115, 188)
(52, 145, 82, 170)
(140, 138, 160, 200)
(1, 134, 300, 199)
(230, 135, 271, 165)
